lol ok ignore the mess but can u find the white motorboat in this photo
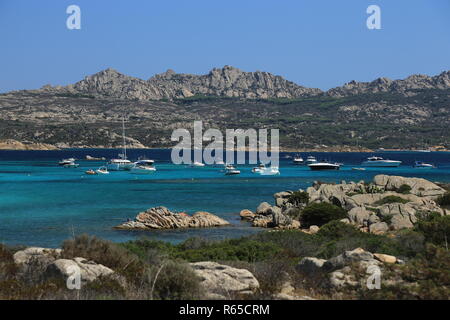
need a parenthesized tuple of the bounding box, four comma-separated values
(352, 167, 366, 171)
(361, 156, 401, 167)
(224, 164, 240, 175)
(252, 164, 266, 173)
(191, 161, 205, 167)
(63, 162, 79, 168)
(134, 159, 155, 166)
(130, 160, 157, 174)
(305, 156, 318, 165)
(96, 166, 110, 174)
(252, 164, 280, 175)
(292, 155, 304, 165)
(107, 117, 134, 171)
(413, 161, 435, 169)
(308, 161, 340, 171)
(58, 158, 76, 166)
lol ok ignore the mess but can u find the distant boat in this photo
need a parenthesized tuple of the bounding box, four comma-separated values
(415, 149, 432, 153)
(252, 164, 280, 175)
(85, 169, 97, 175)
(63, 162, 79, 168)
(85, 155, 106, 161)
(305, 156, 317, 165)
(292, 155, 304, 165)
(191, 161, 205, 167)
(107, 117, 134, 171)
(352, 167, 366, 171)
(413, 161, 435, 169)
(224, 164, 240, 175)
(308, 161, 340, 171)
(252, 163, 266, 173)
(130, 159, 156, 174)
(362, 156, 401, 167)
(58, 158, 76, 166)
(96, 166, 110, 174)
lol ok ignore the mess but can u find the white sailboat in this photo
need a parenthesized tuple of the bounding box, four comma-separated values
(107, 117, 133, 171)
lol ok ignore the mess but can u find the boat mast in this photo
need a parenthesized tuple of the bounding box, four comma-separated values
(122, 116, 127, 160)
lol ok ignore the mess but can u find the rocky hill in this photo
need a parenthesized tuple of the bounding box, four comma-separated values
(327, 71, 450, 97)
(0, 67, 449, 150)
(39, 66, 322, 100)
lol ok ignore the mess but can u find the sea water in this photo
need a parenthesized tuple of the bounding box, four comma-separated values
(0, 149, 449, 247)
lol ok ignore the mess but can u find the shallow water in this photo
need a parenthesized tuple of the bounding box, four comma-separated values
(0, 149, 449, 247)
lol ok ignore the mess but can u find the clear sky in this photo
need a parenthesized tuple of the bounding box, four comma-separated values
(0, 0, 449, 92)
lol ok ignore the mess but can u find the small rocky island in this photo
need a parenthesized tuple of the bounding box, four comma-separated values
(115, 206, 229, 230)
(241, 174, 448, 234)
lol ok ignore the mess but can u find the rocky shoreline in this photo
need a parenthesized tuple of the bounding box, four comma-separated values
(240, 174, 448, 234)
(2, 174, 448, 300)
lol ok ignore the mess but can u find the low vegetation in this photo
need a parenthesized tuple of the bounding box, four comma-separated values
(0, 208, 448, 300)
(437, 192, 450, 207)
(374, 195, 410, 206)
(287, 191, 309, 207)
(299, 203, 347, 227)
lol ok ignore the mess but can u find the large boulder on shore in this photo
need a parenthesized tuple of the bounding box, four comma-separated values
(323, 247, 380, 272)
(378, 203, 417, 230)
(374, 174, 445, 198)
(45, 257, 114, 283)
(190, 262, 259, 299)
(13, 247, 62, 267)
(115, 206, 229, 230)
(256, 202, 272, 215)
(239, 209, 256, 221)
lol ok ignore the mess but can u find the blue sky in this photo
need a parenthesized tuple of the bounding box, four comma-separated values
(0, 0, 449, 92)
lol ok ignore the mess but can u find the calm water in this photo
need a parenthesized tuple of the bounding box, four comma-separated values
(0, 149, 449, 248)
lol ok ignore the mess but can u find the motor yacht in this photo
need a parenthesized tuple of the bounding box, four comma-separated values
(308, 161, 340, 171)
(361, 156, 401, 167)
(224, 164, 240, 175)
(413, 161, 435, 169)
(292, 155, 304, 165)
(305, 156, 318, 165)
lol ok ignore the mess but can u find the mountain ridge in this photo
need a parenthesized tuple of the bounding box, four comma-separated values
(33, 66, 450, 101)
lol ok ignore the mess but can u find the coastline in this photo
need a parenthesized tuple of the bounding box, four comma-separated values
(1, 139, 449, 153)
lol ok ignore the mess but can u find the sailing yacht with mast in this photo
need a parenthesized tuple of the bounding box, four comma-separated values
(106, 117, 133, 171)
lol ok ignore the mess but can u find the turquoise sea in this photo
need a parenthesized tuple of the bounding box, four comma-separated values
(0, 149, 449, 248)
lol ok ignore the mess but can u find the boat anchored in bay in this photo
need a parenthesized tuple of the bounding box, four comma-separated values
(362, 156, 402, 167)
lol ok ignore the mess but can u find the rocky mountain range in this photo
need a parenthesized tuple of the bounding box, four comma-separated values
(1, 66, 449, 150)
(35, 66, 450, 101)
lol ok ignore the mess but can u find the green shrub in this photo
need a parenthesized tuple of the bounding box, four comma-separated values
(300, 203, 347, 227)
(175, 239, 282, 263)
(0, 244, 18, 281)
(252, 230, 320, 259)
(284, 208, 302, 220)
(379, 214, 393, 224)
(374, 195, 409, 206)
(316, 221, 361, 240)
(437, 192, 450, 207)
(396, 184, 412, 194)
(150, 260, 204, 300)
(414, 213, 450, 247)
(287, 191, 309, 207)
(62, 234, 144, 283)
